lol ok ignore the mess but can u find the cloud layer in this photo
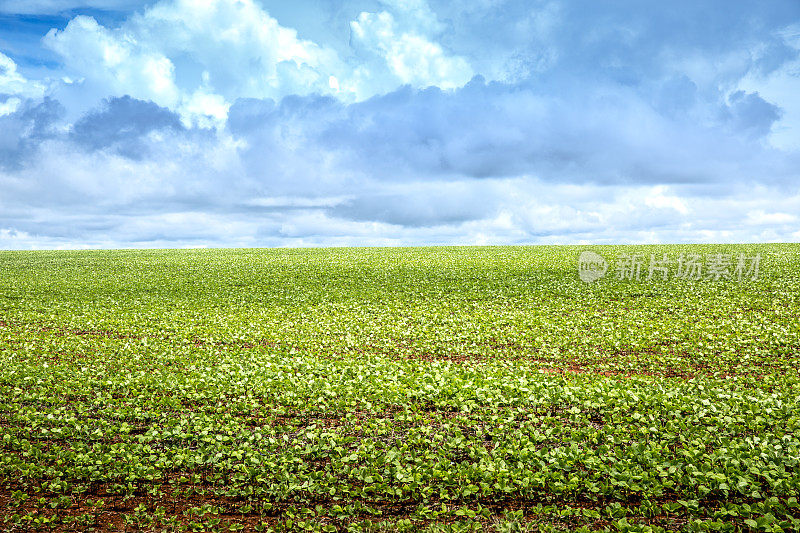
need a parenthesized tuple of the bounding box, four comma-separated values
(0, 0, 799, 248)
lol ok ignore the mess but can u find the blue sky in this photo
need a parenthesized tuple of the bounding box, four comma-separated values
(1, 0, 799, 248)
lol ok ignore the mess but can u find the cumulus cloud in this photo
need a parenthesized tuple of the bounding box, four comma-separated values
(0, 53, 29, 96)
(223, 79, 793, 195)
(0, 52, 45, 111)
(2, 76, 799, 248)
(41, 0, 345, 124)
(126, 0, 343, 99)
(1, 0, 799, 248)
(43, 15, 181, 107)
(350, 10, 473, 91)
(40, 0, 478, 121)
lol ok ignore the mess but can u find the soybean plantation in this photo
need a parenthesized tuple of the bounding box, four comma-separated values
(1, 244, 799, 532)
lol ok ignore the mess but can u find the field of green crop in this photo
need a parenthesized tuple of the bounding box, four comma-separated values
(1, 244, 799, 532)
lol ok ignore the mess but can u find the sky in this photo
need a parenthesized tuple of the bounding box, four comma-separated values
(0, 0, 799, 249)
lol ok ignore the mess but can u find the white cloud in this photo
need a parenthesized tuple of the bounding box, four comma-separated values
(350, 9, 474, 91)
(181, 88, 229, 128)
(0, 53, 27, 94)
(42, 0, 347, 122)
(2, 0, 800, 249)
(745, 210, 797, 225)
(3, 125, 800, 249)
(246, 196, 350, 208)
(128, 0, 343, 98)
(0, 52, 45, 108)
(38, 0, 475, 118)
(0, 97, 21, 117)
(43, 16, 181, 108)
(643, 185, 690, 214)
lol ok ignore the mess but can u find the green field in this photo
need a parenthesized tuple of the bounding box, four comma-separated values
(1, 245, 799, 532)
